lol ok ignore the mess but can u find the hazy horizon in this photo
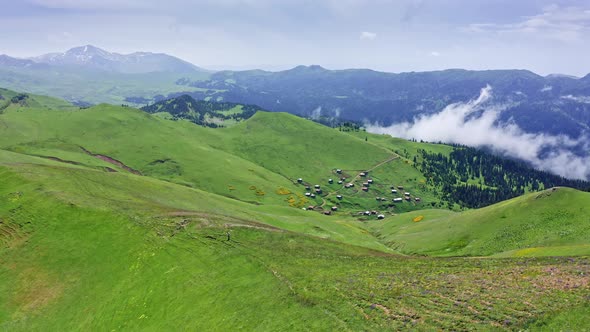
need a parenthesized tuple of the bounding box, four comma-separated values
(3, 43, 587, 78)
(2, 0, 590, 76)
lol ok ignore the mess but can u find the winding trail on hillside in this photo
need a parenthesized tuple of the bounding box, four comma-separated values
(79, 146, 142, 175)
(319, 155, 399, 208)
(161, 211, 284, 232)
(347, 155, 400, 184)
(32, 155, 85, 166)
(19, 153, 119, 173)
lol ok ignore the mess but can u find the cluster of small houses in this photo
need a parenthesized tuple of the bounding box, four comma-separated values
(296, 169, 421, 220)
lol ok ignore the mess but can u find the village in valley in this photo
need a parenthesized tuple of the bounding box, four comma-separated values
(296, 166, 422, 220)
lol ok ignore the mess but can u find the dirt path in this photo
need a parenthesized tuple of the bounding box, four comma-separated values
(160, 211, 284, 233)
(79, 146, 142, 175)
(319, 155, 399, 208)
(348, 155, 399, 184)
(34, 155, 84, 166)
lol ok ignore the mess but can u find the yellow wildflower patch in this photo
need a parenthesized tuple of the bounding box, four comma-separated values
(275, 187, 292, 195)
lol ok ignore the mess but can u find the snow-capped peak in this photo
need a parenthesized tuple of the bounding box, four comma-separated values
(27, 45, 202, 73)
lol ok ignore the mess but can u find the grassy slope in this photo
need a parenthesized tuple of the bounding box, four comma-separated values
(0, 165, 346, 331)
(0, 69, 210, 106)
(0, 88, 77, 112)
(0, 102, 447, 213)
(0, 105, 305, 205)
(348, 130, 454, 157)
(345, 130, 457, 211)
(199, 112, 445, 213)
(1, 92, 589, 329)
(368, 187, 590, 257)
(1, 161, 589, 331)
(527, 304, 590, 331)
(205, 112, 394, 184)
(0, 149, 386, 252)
(143, 96, 253, 127)
(2, 97, 590, 257)
(2, 94, 590, 257)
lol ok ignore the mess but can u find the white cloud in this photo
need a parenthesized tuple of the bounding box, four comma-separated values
(561, 95, 590, 103)
(333, 107, 341, 118)
(430, 51, 440, 57)
(466, 5, 590, 43)
(310, 106, 322, 120)
(360, 31, 377, 40)
(366, 85, 590, 180)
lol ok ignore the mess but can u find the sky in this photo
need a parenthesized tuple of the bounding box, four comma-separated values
(1, 0, 590, 76)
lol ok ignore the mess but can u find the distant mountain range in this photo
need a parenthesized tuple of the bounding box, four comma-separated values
(1, 46, 590, 179)
(2, 46, 589, 138)
(176, 66, 590, 138)
(1, 45, 203, 74)
(0, 45, 210, 105)
(0, 54, 43, 69)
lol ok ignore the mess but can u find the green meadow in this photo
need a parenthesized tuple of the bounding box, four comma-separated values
(367, 187, 590, 257)
(0, 90, 589, 330)
(0, 69, 210, 106)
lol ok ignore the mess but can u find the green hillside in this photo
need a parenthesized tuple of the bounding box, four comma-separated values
(368, 187, 590, 257)
(0, 96, 448, 215)
(1, 89, 589, 330)
(0, 68, 210, 106)
(197, 112, 449, 214)
(0, 104, 302, 206)
(347, 130, 455, 158)
(0, 88, 77, 112)
(141, 94, 261, 128)
(0, 161, 350, 330)
(1, 153, 589, 331)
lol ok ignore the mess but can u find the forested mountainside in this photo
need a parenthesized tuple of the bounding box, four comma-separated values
(141, 95, 261, 128)
(175, 67, 590, 138)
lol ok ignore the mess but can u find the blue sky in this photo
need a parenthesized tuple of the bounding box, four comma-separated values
(1, 0, 590, 75)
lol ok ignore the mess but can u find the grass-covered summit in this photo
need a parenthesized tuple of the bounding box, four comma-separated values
(368, 187, 590, 257)
(141, 94, 262, 127)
